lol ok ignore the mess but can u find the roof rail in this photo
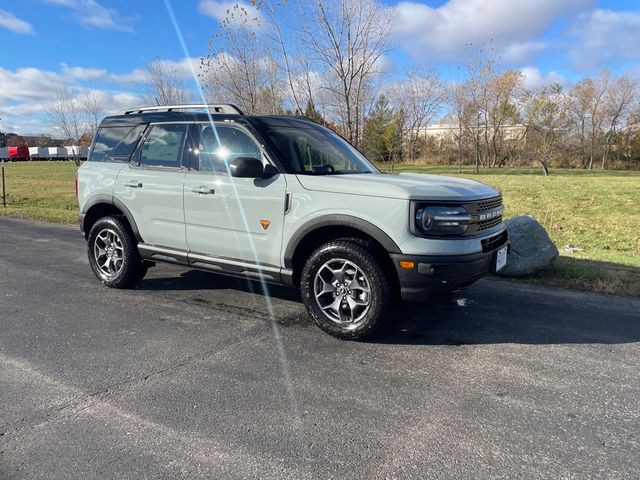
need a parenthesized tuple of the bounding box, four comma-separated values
(121, 104, 244, 115)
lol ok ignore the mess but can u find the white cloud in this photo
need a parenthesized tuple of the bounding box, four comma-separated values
(520, 67, 568, 90)
(45, 0, 137, 31)
(501, 41, 547, 64)
(569, 9, 640, 70)
(0, 63, 151, 135)
(0, 59, 204, 135)
(0, 9, 35, 34)
(393, 0, 594, 64)
(61, 63, 108, 81)
(153, 57, 201, 79)
(198, 0, 263, 25)
(0, 67, 62, 103)
(107, 58, 202, 87)
(0, 89, 145, 135)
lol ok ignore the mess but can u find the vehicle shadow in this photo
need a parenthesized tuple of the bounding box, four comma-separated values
(137, 267, 640, 346)
(137, 268, 301, 302)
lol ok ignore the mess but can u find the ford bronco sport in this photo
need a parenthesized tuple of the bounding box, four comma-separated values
(77, 104, 508, 339)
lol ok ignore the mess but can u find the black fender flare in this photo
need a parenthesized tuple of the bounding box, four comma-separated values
(283, 214, 401, 269)
(81, 195, 143, 242)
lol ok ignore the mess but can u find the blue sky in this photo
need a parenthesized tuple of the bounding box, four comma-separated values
(1, 0, 639, 134)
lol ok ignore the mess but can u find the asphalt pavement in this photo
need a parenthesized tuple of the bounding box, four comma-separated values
(0, 217, 639, 479)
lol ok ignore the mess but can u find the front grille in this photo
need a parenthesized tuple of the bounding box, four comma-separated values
(464, 195, 504, 236)
(478, 217, 502, 231)
(481, 230, 508, 253)
(476, 196, 502, 212)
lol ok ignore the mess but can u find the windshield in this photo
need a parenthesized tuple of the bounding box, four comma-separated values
(263, 125, 379, 175)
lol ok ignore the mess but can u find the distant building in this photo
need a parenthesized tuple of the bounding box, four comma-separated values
(415, 123, 528, 142)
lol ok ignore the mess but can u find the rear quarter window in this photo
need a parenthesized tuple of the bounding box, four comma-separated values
(89, 125, 146, 162)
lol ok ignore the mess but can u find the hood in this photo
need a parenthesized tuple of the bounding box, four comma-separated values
(296, 172, 499, 201)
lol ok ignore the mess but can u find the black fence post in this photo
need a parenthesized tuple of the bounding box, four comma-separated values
(2, 160, 5, 208)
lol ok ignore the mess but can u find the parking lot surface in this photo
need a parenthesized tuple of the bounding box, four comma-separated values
(1, 217, 639, 479)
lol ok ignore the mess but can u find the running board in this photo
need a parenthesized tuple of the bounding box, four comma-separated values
(137, 244, 293, 285)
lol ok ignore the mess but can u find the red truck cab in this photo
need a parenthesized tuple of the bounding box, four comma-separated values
(8, 146, 30, 161)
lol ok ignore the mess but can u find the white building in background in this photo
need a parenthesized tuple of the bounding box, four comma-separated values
(415, 123, 528, 142)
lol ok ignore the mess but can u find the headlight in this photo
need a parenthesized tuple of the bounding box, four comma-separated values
(415, 205, 471, 236)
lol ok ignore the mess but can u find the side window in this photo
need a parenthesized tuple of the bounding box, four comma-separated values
(139, 124, 188, 168)
(196, 124, 262, 173)
(90, 125, 145, 162)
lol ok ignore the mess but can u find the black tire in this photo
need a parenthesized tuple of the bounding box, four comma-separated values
(87, 216, 144, 289)
(134, 264, 149, 284)
(300, 239, 391, 340)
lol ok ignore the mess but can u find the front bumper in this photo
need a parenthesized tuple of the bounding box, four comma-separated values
(391, 236, 509, 302)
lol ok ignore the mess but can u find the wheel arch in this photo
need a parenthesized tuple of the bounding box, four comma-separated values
(285, 215, 401, 292)
(81, 195, 142, 242)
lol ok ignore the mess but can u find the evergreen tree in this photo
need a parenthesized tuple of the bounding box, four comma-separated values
(303, 100, 325, 125)
(363, 95, 404, 167)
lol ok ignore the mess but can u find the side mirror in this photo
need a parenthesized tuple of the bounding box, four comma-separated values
(262, 164, 278, 179)
(229, 156, 264, 178)
(229, 157, 279, 179)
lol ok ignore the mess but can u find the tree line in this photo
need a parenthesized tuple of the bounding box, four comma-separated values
(46, 0, 640, 173)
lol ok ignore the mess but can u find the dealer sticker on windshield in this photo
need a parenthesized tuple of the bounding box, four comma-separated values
(495, 246, 508, 272)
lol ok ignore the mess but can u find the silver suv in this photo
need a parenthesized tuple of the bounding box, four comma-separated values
(77, 104, 508, 339)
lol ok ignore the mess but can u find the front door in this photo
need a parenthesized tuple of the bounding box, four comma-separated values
(183, 122, 287, 271)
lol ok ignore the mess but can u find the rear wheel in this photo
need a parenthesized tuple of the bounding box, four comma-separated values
(300, 239, 390, 340)
(87, 216, 145, 288)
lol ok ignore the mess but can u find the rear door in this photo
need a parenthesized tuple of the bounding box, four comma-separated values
(183, 122, 287, 271)
(114, 123, 190, 250)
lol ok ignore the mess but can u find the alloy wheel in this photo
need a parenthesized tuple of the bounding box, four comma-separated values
(313, 258, 371, 325)
(93, 228, 125, 277)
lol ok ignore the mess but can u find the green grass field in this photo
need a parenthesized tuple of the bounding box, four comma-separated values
(1, 161, 639, 296)
(0, 161, 79, 224)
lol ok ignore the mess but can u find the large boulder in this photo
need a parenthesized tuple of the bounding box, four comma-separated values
(497, 215, 558, 277)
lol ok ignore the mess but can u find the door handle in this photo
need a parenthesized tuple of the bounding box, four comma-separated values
(192, 186, 215, 195)
(124, 181, 143, 188)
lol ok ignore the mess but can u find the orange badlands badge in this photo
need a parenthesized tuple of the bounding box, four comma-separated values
(260, 219, 271, 230)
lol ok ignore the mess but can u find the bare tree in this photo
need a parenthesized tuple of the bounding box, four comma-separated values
(457, 45, 497, 172)
(200, 4, 281, 114)
(143, 58, 192, 106)
(46, 84, 86, 166)
(83, 88, 104, 138)
(567, 80, 590, 166)
(600, 75, 638, 169)
(524, 83, 571, 176)
(300, 0, 394, 148)
(485, 70, 527, 168)
(260, 1, 306, 114)
(569, 71, 610, 169)
(390, 66, 445, 162)
(448, 81, 472, 172)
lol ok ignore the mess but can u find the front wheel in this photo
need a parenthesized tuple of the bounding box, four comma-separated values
(300, 240, 391, 340)
(87, 216, 145, 288)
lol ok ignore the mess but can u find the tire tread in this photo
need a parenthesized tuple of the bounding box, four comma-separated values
(300, 238, 390, 340)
